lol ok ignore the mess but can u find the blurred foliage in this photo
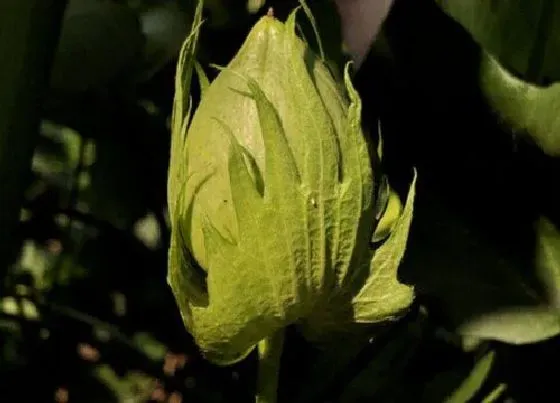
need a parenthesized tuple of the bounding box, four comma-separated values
(435, 0, 560, 82)
(435, 0, 560, 156)
(1, 0, 559, 402)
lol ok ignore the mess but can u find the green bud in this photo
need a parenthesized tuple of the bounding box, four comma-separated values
(167, 3, 417, 366)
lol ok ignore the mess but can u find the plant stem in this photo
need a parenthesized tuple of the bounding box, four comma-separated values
(0, 0, 68, 282)
(256, 328, 285, 403)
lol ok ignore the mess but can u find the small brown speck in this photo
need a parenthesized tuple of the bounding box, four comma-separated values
(169, 392, 183, 403)
(163, 353, 176, 376)
(54, 387, 69, 403)
(163, 353, 189, 375)
(151, 383, 166, 402)
(175, 354, 188, 368)
(47, 239, 63, 255)
(77, 343, 100, 362)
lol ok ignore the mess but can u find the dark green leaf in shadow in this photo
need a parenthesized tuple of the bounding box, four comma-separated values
(424, 350, 498, 403)
(435, 0, 560, 83)
(479, 52, 560, 156)
(356, 0, 560, 345)
(85, 135, 148, 229)
(432, 1, 560, 156)
(50, 0, 144, 92)
(403, 191, 560, 344)
(458, 307, 560, 345)
(535, 217, 560, 309)
(336, 317, 424, 403)
(32, 121, 83, 193)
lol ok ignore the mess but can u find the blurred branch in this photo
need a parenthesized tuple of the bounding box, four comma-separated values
(51, 136, 88, 286)
(0, 290, 197, 398)
(0, 0, 69, 281)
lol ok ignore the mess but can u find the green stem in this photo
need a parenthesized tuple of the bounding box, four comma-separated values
(256, 328, 285, 403)
(0, 0, 68, 282)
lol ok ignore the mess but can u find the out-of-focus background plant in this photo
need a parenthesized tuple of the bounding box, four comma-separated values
(0, 0, 558, 402)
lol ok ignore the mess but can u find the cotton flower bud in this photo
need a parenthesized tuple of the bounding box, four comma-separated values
(167, 4, 416, 366)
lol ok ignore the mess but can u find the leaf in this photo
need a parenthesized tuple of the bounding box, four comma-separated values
(402, 190, 560, 344)
(167, 0, 204, 220)
(33, 121, 82, 186)
(535, 217, 560, 309)
(435, 1, 560, 156)
(482, 384, 508, 403)
(444, 350, 496, 403)
(422, 349, 499, 403)
(298, 0, 325, 60)
(352, 171, 417, 323)
(479, 51, 560, 156)
(298, 0, 347, 75)
(458, 307, 560, 344)
(355, 0, 560, 344)
(449, 215, 560, 344)
(50, 0, 144, 92)
(194, 61, 210, 97)
(336, 317, 423, 403)
(435, 0, 560, 82)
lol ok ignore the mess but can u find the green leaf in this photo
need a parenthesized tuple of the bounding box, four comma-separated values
(444, 351, 496, 403)
(298, 0, 325, 60)
(336, 318, 423, 403)
(482, 384, 508, 403)
(423, 349, 500, 403)
(479, 51, 560, 156)
(297, 0, 347, 75)
(352, 171, 417, 323)
(458, 307, 560, 344)
(167, 0, 204, 221)
(194, 61, 210, 97)
(435, 1, 560, 156)
(456, 218, 560, 343)
(402, 191, 560, 344)
(535, 217, 560, 309)
(50, 0, 144, 92)
(435, 0, 560, 82)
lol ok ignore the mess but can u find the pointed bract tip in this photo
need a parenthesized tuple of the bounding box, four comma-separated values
(267, 7, 274, 17)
